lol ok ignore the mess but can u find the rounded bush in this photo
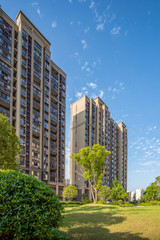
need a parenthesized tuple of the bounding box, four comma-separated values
(0, 170, 63, 239)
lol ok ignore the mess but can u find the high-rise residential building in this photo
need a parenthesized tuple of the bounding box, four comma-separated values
(0, 8, 66, 197)
(70, 95, 127, 199)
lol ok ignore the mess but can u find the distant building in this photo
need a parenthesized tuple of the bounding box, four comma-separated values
(127, 191, 136, 202)
(65, 178, 70, 186)
(136, 188, 145, 201)
(70, 95, 128, 199)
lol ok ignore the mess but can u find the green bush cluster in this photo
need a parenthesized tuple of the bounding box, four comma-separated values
(50, 229, 70, 240)
(139, 201, 160, 206)
(0, 170, 64, 240)
(61, 200, 92, 208)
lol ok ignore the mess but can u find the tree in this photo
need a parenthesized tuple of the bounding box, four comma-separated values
(141, 176, 160, 202)
(71, 144, 110, 204)
(62, 185, 78, 201)
(0, 170, 64, 239)
(0, 114, 21, 170)
(111, 178, 129, 202)
(98, 185, 112, 202)
(80, 193, 88, 201)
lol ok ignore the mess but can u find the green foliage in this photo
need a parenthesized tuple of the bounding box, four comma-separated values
(111, 178, 129, 202)
(82, 200, 92, 204)
(71, 144, 110, 203)
(0, 114, 21, 170)
(50, 228, 70, 240)
(119, 202, 133, 207)
(80, 193, 88, 201)
(141, 176, 160, 202)
(98, 186, 112, 202)
(62, 186, 78, 201)
(0, 170, 63, 240)
(139, 201, 160, 206)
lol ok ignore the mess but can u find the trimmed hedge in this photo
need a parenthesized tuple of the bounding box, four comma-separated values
(0, 170, 64, 239)
(61, 200, 92, 208)
(139, 201, 160, 206)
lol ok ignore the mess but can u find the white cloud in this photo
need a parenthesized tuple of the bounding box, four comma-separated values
(89, 1, 95, 9)
(99, 90, 104, 98)
(122, 114, 128, 118)
(82, 87, 87, 91)
(108, 87, 112, 91)
(75, 92, 83, 98)
(78, 0, 86, 3)
(96, 23, 104, 31)
(92, 61, 97, 68)
(84, 27, 90, 33)
(86, 67, 91, 72)
(81, 61, 89, 70)
(81, 40, 87, 49)
(87, 82, 97, 89)
(141, 160, 160, 167)
(52, 21, 57, 28)
(110, 26, 121, 35)
(32, 2, 41, 17)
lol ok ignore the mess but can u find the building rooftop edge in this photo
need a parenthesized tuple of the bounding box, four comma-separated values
(51, 60, 66, 77)
(0, 8, 17, 27)
(16, 10, 51, 45)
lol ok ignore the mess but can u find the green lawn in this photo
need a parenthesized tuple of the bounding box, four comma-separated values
(60, 204, 160, 240)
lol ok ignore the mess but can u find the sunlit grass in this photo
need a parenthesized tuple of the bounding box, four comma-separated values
(60, 204, 160, 240)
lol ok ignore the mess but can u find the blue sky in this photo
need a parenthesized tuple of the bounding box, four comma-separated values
(2, 0, 160, 191)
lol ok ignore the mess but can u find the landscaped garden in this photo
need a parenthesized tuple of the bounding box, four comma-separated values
(60, 204, 160, 240)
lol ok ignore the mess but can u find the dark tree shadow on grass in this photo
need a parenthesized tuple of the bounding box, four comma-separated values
(63, 210, 149, 240)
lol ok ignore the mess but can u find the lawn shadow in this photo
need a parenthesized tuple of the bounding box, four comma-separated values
(66, 226, 149, 240)
(63, 206, 149, 240)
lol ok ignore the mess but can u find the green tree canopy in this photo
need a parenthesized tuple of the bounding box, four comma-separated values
(62, 185, 78, 201)
(141, 176, 160, 202)
(98, 185, 112, 202)
(71, 144, 110, 203)
(0, 114, 21, 170)
(111, 178, 129, 202)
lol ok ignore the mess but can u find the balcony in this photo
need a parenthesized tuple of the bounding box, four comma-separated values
(50, 149, 57, 155)
(33, 99, 40, 110)
(50, 132, 57, 140)
(32, 127, 40, 136)
(50, 156, 57, 162)
(51, 125, 57, 132)
(50, 162, 57, 169)
(51, 116, 57, 124)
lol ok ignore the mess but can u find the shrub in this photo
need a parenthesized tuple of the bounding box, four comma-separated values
(50, 229, 70, 240)
(0, 170, 63, 239)
(62, 186, 78, 201)
(119, 202, 133, 207)
(83, 200, 92, 204)
(139, 201, 160, 206)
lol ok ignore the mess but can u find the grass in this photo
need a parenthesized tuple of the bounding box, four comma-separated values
(60, 204, 160, 240)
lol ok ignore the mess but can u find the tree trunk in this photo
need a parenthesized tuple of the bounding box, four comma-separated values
(94, 189, 98, 204)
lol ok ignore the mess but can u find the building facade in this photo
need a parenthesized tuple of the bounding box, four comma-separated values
(70, 95, 127, 198)
(0, 9, 66, 197)
(136, 188, 145, 201)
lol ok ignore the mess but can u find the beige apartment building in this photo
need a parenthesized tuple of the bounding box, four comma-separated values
(0, 8, 66, 197)
(70, 95, 127, 198)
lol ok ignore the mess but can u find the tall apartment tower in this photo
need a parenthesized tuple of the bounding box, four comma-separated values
(0, 9, 66, 197)
(70, 95, 127, 198)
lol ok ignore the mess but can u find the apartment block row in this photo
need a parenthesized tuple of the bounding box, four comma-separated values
(70, 95, 127, 199)
(0, 9, 66, 197)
